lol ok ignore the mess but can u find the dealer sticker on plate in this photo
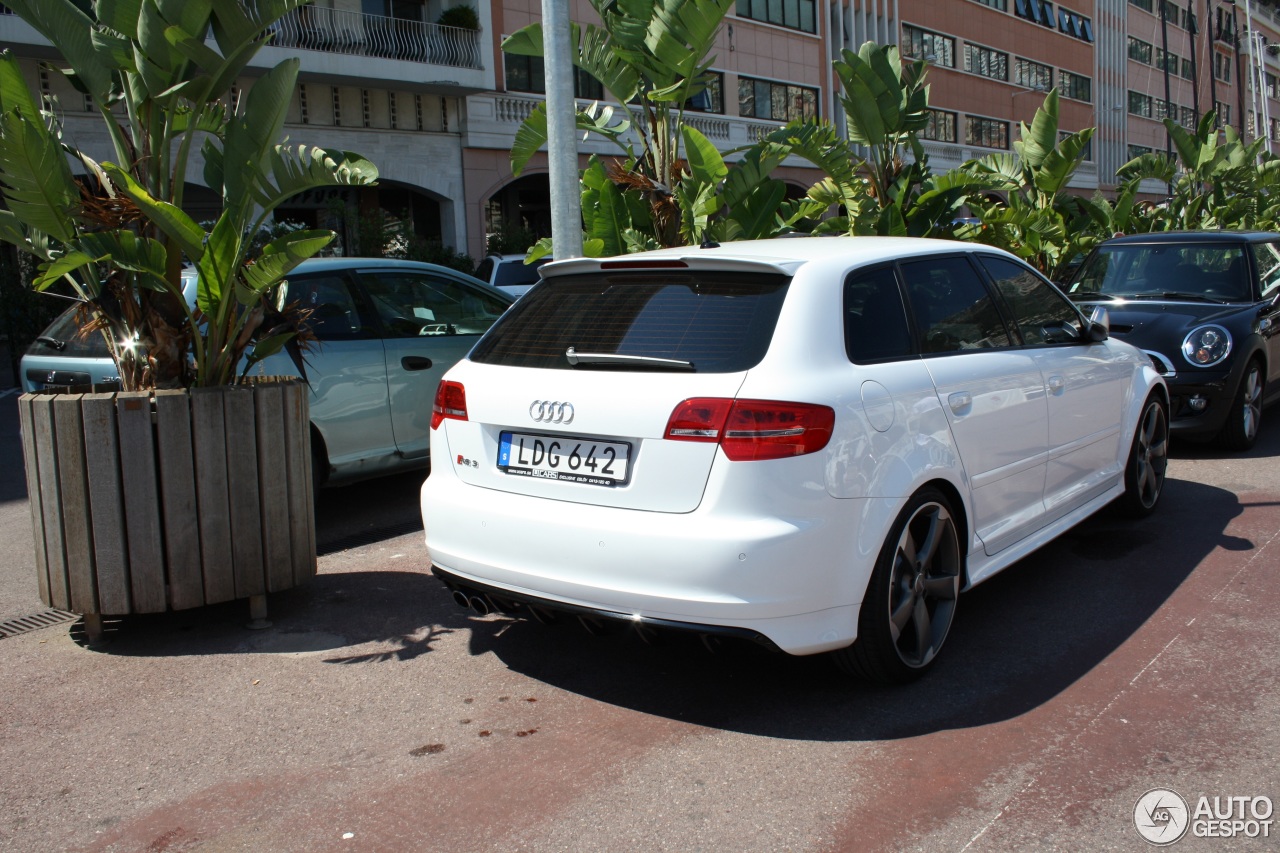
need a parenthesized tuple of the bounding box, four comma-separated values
(498, 431, 632, 486)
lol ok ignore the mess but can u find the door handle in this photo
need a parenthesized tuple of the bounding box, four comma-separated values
(1047, 375, 1065, 394)
(948, 392, 972, 413)
(401, 356, 433, 371)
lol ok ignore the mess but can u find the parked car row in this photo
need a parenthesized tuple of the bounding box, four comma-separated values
(24, 231, 1280, 684)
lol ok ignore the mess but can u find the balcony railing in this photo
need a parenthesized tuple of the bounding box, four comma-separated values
(272, 7, 482, 69)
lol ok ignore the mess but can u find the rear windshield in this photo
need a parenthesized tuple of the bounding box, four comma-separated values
(493, 259, 548, 288)
(470, 271, 790, 372)
(25, 306, 112, 357)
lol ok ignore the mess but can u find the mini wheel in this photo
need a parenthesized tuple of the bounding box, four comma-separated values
(1216, 360, 1264, 451)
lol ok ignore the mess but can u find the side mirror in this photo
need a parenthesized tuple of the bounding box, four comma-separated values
(1086, 305, 1110, 342)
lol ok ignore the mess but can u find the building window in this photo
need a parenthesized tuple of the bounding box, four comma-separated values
(923, 108, 958, 142)
(902, 24, 956, 68)
(964, 43, 1009, 81)
(1215, 101, 1232, 125)
(361, 88, 371, 128)
(1179, 105, 1196, 128)
(332, 86, 342, 126)
(1268, 72, 1278, 99)
(971, 0, 1007, 9)
(415, 93, 425, 131)
(1127, 143, 1153, 160)
(1129, 90, 1153, 117)
(738, 76, 818, 122)
(1158, 0, 1196, 30)
(1129, 37, 1153, 64)
(1214, 51, 1232, 83)
(299, 84, 310, 124)
(1215, 7, 1237, 45)
(685, 72, 725, 114)
(735, 0, 817, 34)
(1129, 0, 1154, 11)
(1015, 58, 1053, 90)
(966, 115, 1009, 149)
(1154, 48, 1180, 76)
(1058, 9, 1091, 39)
(505, 54, 605, 100)
(1059, 70, 1092, 103)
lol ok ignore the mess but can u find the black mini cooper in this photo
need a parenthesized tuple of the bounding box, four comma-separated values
(1066, 231, 1280, 450)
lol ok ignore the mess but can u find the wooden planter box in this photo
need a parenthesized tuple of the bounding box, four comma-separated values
(17, 378, 316, 641)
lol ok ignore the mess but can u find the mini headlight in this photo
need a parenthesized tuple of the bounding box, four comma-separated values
(1181, 324, 1232, 367)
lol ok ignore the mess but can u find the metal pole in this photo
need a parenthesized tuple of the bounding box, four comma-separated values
(542, 0, 583, 259)
(1207, 0, 1219, 127)
(1233, 4, 1248, 137)
(1244, 0, 1262, 146)
(1189, 0, 1201, 123)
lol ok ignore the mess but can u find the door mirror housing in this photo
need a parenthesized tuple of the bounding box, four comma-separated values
(1086, 305, 1110, 342)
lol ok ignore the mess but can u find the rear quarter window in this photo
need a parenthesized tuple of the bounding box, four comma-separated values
(844, 266, 913, 362)
(470, 271, 789, 372)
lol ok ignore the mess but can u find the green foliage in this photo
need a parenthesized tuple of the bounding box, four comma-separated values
(502, 0, 733, 247)
(0, 0, 379, 389)
(437, 4, 480, 30)
(486, 226, 540, 257)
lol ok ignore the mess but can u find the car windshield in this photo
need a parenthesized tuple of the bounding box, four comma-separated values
(1067, 244, 1252, 303)
(469, 271, 789, 372)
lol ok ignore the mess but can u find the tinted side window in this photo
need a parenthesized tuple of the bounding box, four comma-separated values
(844, 266, 913, 362)
(980, 256, 1084, 345)
(1253, 242, 1280, 299)
(900, 256, 1013, 353)
(359, 272, 509, 338)
(288, 275, 375, 340)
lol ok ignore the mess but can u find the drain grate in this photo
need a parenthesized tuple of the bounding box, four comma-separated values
(0, 608, 79, 639)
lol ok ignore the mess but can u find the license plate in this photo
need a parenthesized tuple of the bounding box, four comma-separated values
(498, 431, 632, 486)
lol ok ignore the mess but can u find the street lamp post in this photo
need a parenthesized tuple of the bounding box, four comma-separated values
(1010, 83, 1047, 119)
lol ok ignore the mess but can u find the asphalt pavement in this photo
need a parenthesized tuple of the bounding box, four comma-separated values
(0, 381, 1277, 852)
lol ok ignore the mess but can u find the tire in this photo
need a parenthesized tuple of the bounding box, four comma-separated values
(832, 487, 962, 684)
(1216, 360, 1264, 452)
(311, 445, 326, 497)
(1117, 394, 1169, 519)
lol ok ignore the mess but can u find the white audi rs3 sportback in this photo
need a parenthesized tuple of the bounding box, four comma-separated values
(420, 237, 1169, 682)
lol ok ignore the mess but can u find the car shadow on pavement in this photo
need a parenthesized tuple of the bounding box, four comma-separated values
(459, 476, 1248, 742)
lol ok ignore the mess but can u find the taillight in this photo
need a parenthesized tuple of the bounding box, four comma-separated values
(664, 398, 834, 461)
(432, 380, 467, 430)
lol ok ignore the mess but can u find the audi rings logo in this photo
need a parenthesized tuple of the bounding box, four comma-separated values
(530, 400, 575, 424)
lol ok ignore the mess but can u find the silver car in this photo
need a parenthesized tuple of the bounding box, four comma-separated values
(21, 258, 513, 487)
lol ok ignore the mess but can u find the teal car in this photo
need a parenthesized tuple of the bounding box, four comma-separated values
(21, 258, 513, 487)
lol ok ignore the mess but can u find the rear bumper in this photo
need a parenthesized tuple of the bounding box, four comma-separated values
(420, 471, 880, 656)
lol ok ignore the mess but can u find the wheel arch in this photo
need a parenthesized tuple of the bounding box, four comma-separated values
(919, 477, 972, 586)
(310, 422, 330, 487)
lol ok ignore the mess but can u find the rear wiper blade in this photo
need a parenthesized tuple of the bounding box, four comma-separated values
(1067, 291, 1117, 301)
(36, 335, 67, 351)
(565, 347, 694, 371)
